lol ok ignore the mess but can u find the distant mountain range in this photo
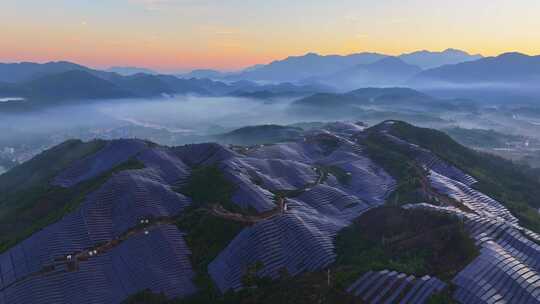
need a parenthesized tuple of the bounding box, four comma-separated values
(0, 61, 92, 83)
(106, 66, 158, 76)
(293, 87, 432, 109)
(0, 68, 227, 104)
(0, 62, 332, 110)
(226, 52, 388, 83)
(216, 49, 482, 84)
(411, 52, 540, 86)
(2, 50, 540, 107)
(307, 57, 422, 90)
(178, 69, 226, 79)
(399, 48, 482, 69)
(291, 87, 476, 119)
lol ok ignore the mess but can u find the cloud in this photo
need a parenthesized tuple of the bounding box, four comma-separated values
(389, 18, 407, 24)
(128, 0, 177, 11)
(128, 0, 211, 11)
(130, 0, 173, 4)
(214, 30, 236, 36)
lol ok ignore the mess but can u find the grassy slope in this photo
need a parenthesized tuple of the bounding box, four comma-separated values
(0, 139, 105, 250)
(0, 139, 105, 204)
(0, 140, 146, 253)
(174, 165, 247, 303)
(178, 165, 241, 212)
(361, 131, 428, 205)
(175, 210, 246, 303)
(216, 125, 303, 146)
(124, 271, 361, 304)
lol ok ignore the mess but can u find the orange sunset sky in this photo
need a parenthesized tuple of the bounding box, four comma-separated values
(1, 0, 539, 72)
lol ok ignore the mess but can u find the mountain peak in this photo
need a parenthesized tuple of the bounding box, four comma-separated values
(496, 52, 529, 59)
(399, 48, 483, 69)
(411, 50, 540, 85)
(442, 48, 469, 55)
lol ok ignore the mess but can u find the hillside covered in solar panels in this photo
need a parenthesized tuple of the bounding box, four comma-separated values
(2, 121, 540, 304)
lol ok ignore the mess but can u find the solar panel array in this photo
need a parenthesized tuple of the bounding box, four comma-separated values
(173, 143, 239, 167)
(238, 158, 318, 191)
(1, 141, 196, 303)
(208, 125, 396, 292)
(369, 127, 540, 303)
(454, 241, 540, 304)
(429, 170, 518, 224)
(53, 139, 148, 187)
(347, 270, 446, 304)
(0, 225, 196, 304)
(405, 202, 540, 303)
(3, 123, 539, 303)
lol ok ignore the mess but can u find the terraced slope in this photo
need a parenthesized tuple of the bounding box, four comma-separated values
(1, 121, 540, 303)
(373, 121, 540, 304)
(0, 142, 196, 303)
(0, 122, 396, 303)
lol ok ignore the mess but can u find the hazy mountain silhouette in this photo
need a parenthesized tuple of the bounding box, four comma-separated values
(214, 124, 303, 145)
(106, 66, 158, 76)
(178, 69, 226, 79)
(228, 52, 388, 82)
(412, 52, 540, 85)
(222, 49, 481, 84)
(290, 87, 466, 118)
(2, 50, 536, 105)
(23, 70, 132, 101)
(399, 48, 483, 69)
(294, 87, 432, 108)
(229, 82, 334, 99)
(1, 70, 228, 102)
(0, 64, 334, 110)
(311, 57, 422, 90)
(0, 82, 25, 97)
(0, 61, 92, 83)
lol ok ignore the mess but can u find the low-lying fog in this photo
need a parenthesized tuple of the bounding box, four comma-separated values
(0, 95, 314, 164)
(99, 96, 306, 133)
(2, 94, 540, 170)
(0, 96, 311, 140)
(0, 97, 25, 103)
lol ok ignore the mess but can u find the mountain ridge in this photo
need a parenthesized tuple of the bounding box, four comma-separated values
(2, 121, 540, 303)
(399, 48, 483, 69)
(309, 57, 422, 90)
(412, 52, 540, 85)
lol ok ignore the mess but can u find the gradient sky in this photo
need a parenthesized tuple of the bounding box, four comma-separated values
(1, 0, 539, 72)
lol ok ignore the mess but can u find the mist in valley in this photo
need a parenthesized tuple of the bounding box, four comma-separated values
(0, 95, 316, 167)
(2, 91, 540, 171)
